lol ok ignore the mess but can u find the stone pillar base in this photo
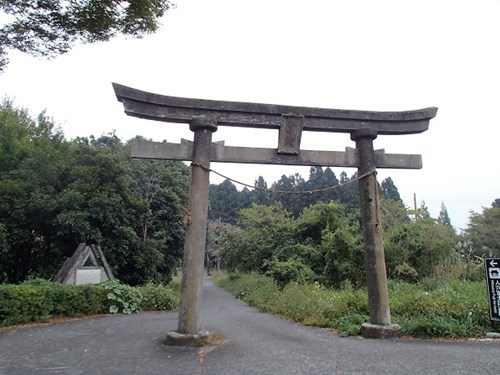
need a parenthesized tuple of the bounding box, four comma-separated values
(165, 331, 210, 346)
(361, 323, 401, 339)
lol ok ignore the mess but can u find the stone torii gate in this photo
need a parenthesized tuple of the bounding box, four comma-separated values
(113, 83, 437, 341)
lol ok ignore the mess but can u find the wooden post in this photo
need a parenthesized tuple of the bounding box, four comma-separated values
(351, 129, 401, 338)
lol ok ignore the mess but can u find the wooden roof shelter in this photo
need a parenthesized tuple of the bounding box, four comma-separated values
(53, 243, 114, 285)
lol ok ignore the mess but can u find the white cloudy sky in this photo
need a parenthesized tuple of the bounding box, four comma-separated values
(1, 0, 499, 231)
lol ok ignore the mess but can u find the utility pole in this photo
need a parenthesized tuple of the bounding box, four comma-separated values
(413, 193, 418, 220)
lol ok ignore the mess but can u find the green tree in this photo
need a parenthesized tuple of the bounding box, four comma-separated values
(0, 0, 172, 71)
(0, 101, 189, 284)
(251, 176, 271, 206)
(336, 171, 359, 214)
(292, 200, 364, 286)
(0, 99, 71, 281)
(379, 196, 410, 233)
(51, 137, 144, 283)
(205, 220, 233, 275)
(380, 177, 401, 201)
(463, 202, 500, 257)
(295, 201, 346, 246)
(305, 166, 324, 207)
(125, 155, 189, 284)
(209, 179, 241, 224)
(303, 166, 340, 206)
(271, 173, 307, 217)
(437, 202, 453, 230)
(385, 219, 457, 280)
(308, 166, 324, 187)
(219, 203, 295, 272)
(294, 201, 355, 278)
(321, 167, 340, 202)
(322, 222, 365, 288)
(263, 258, 313, 288)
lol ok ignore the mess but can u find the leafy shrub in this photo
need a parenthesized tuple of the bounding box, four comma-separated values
(322, 224, 365, 288)
(103, 280, 141, 314)
(263, 259, 314, 288)
(0, 279, 179, 327)
(393, 262, 418, 283)
(21, 278, 55, 287)
(336, 313, 368, 337)
(0, 280, 107, 326)
(385, 219, 457, 280)
(138, 283, 179, 311)
(0, 284, 52, 325)
(48, 284, 107, 316)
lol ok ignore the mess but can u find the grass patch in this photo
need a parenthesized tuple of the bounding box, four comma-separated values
(214, 273, 492, 339)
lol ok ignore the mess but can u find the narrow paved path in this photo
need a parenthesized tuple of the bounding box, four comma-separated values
(1, 277, 499, 374)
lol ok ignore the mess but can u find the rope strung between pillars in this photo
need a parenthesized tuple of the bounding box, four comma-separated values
(190, 161, 377, 195)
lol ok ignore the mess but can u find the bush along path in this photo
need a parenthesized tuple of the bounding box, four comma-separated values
(214, 273, 494, 339)
(0, 279, 180, 327)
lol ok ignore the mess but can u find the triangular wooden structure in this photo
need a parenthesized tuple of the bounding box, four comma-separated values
(53, 243, 114, 285)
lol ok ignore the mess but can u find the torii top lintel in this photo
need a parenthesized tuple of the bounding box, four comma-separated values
(113, 83, 437, 135)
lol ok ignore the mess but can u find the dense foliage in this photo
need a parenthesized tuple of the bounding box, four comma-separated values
(209, 168, 496, 288)
(0, 0, 172, 71)
(216, 198, 465, 287)
(462, 203, 500, 257)
(0, 100, 189, 284)
(384, 218, 457, 281)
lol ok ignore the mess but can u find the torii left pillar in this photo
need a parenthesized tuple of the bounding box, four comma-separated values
(352, 129, 401, 338)
(166, 118, 217, 346)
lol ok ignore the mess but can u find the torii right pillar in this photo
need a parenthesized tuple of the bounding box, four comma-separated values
(351, 129, 401, 338)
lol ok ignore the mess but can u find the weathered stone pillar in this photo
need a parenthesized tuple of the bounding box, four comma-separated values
(166, 118, 217, 345)
(351, 129, 401, 338)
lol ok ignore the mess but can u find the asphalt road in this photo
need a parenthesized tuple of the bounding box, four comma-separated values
(1, 277, 499, 375)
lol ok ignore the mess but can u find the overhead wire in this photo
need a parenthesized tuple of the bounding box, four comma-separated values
(190, 161, 374, 195)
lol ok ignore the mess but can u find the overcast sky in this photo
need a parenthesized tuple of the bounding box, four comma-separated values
(1, 0, 499, 231)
